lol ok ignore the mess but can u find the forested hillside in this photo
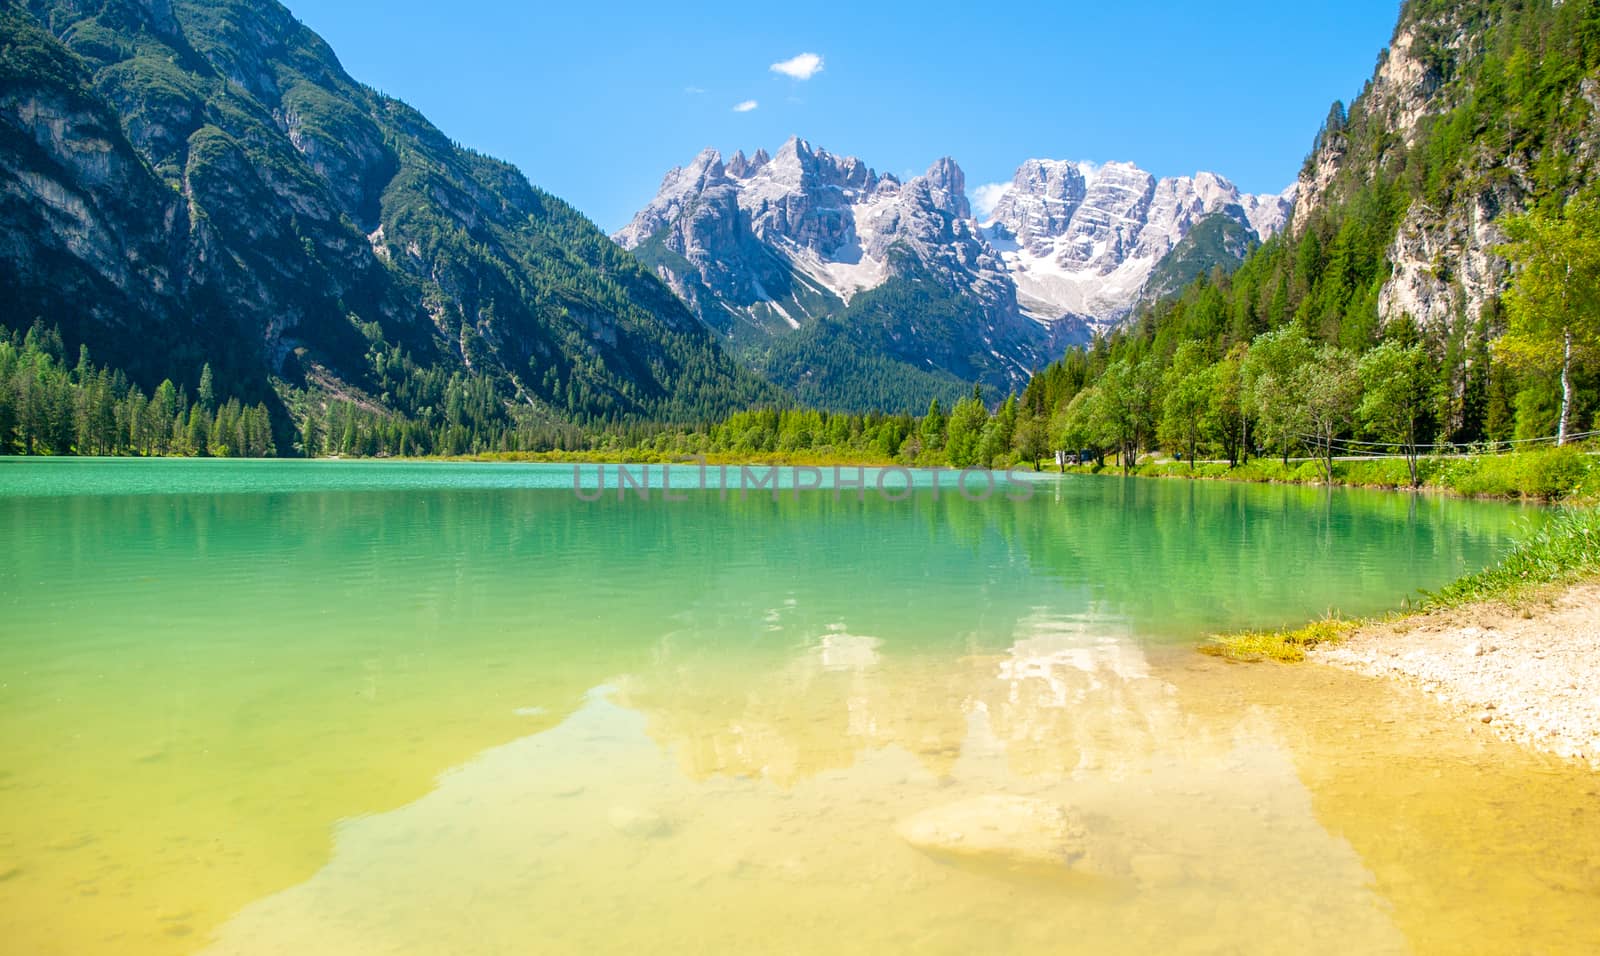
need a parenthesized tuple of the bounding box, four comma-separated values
(1019, 0, 1600, 472)
(1, 0, 773, 457)
(751, 257, 1015, 414)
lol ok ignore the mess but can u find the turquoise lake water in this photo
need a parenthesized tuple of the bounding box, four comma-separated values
(3, 459, 1594, 955)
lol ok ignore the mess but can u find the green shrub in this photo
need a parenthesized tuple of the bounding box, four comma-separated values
(1438, 446, 1594, 499)
(1573, 457, 1600, 503)
(1524, 447, 1593, 498)
(1065, 446, 1597, 502)
(1229, 460, 1288, 483)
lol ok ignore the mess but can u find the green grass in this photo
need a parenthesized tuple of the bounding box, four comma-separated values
(1201, 506, 1600, 662)
(1426, 507, 1600, 608)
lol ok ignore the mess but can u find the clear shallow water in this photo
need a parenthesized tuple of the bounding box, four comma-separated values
(1, 459, 1594, 954)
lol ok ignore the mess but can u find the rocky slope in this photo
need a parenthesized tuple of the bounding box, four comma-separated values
(1290, 0, 1600, 344)
(0, 0, 771, 434)
(1136, 213, 1263, 304)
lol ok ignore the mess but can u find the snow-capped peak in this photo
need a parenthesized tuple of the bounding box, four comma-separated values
(983, 157, 1295, 324)
(614, 143, 986, 302)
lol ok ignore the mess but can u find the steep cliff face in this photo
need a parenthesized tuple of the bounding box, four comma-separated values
(1, 2, 217, 387)
(617, 141, 870, 341)
(1290, 0, 1600, 341)
(1378, 187, 1510, 341)
(1, 0, 771, 426)
(1291, 10, 1486, 336)
(1291, 22, 1449, 236)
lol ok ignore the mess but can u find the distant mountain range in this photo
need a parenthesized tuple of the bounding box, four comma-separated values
(3, 0, 1579, 450)
(615, 139, 1293, 407)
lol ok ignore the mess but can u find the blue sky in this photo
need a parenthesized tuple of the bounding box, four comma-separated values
(281, 0, 1402, 233)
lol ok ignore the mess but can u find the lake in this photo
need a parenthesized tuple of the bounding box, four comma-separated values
(1, 459, 1595, 954)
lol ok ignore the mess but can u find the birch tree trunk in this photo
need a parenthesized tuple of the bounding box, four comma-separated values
(1558, 327, 1572, 446)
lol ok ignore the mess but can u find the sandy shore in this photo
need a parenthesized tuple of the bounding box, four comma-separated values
(1314, 580, 1600, 769)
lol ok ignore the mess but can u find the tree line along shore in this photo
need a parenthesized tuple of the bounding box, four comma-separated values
(3, 317, 1596, 507)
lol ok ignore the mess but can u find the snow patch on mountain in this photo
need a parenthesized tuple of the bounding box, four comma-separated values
(615, 138, 1023, 320)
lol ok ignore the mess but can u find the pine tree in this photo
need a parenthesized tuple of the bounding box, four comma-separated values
(919, 398, 946, 454)
(197, 363, 216, 412)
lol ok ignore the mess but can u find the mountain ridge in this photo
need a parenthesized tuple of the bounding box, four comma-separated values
(616, 138, 1294, 409)
(1, 0, 774, 452)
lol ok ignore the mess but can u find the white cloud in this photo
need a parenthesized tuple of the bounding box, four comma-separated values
(970, 182, 1011, 220)
(684, 86, 706, 95)
(770, 52, 824, 81)
(733, 100, 759, 113)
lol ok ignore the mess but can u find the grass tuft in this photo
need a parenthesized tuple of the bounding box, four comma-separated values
(1200, 617, 1358, 663)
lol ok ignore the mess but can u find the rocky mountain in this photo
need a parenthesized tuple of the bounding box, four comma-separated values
(983, 160, 1295, 326)
(1291, 0, 1600, 346)
(618, 141, 1293, 408)
(0, 0, 772, 444)
(617, 138, 1055, 405)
